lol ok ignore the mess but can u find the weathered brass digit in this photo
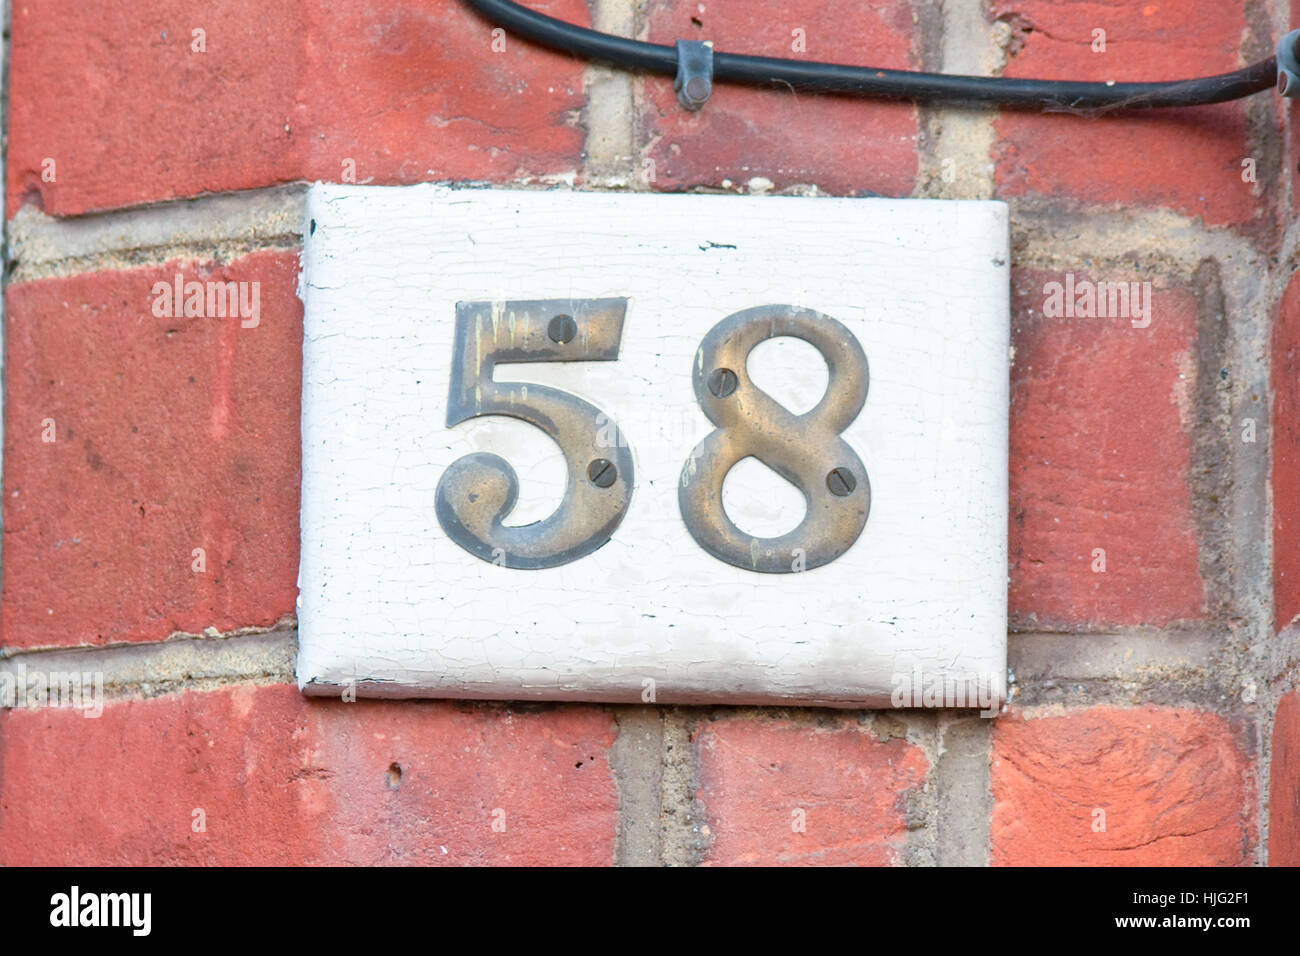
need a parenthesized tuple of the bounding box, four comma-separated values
(435, 298, 634, 569)
(678, 305, 870, 573)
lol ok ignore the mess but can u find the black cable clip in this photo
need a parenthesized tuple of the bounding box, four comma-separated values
(674, 40, 714, 111)
(1279, 29, 1300, 96)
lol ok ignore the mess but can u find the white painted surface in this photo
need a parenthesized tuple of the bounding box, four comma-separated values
(297, 184, 1010, 707)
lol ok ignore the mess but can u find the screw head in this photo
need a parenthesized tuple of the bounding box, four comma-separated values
(548, 314, 577, 344)
(587, 458, 617, 488)
(685, 76, 711, 102)
(826, 467, 856, 497)
(707, 367, 738, 398)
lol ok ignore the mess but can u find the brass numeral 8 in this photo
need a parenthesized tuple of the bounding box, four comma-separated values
(677, 305, 870, 573)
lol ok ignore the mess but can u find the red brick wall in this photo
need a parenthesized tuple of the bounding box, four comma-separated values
(1, 0, 1295, 865)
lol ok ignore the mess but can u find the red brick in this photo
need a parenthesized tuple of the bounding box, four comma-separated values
(992, 706, 1255, 866)
(1275, 274, 1300, 631)
(696, 716, 928, 866)
(639, 1, 918, 197)
(7, 0, 589, 217)
(1009, 270, 1205, 628)
(991, 1, 1265, 229)
(7, 0, 303, 217)
(2, 253, 301, 648)
(0, 685, 618, 865)
(298, 0, 588, 188)
(1270, 689, 1300, 865)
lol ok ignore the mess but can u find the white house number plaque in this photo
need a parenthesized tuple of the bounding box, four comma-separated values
(297, 184, 1010, 708)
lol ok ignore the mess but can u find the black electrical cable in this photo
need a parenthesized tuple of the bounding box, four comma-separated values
(464, 0, 1282, 112)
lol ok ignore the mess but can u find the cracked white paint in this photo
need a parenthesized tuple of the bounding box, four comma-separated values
(297, 184, 1009, 707)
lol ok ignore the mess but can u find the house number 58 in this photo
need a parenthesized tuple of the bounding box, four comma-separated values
(434, 299, 870, 573)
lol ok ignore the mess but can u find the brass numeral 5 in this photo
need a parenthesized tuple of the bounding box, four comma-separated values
(435, 299, 635, 569)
